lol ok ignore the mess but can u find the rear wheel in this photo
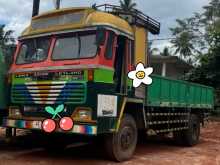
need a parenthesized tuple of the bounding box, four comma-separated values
(104, 114, 137, 162)
(174, 114, 200, 146)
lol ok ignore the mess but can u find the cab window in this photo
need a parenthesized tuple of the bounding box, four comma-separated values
(16, 37, 50, 64)
(105, 31, 115, 60)
(52, 32, 97, 60)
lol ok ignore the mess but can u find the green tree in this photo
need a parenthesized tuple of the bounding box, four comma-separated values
(203, 0, 220, 24)
(0, 25, 15, 47)
(181, 0, 220, 87)
(171, 31, 195, 58)
(119, 0, 137, 12)
(0, 25, 16, 68)
(171, 1, 219, 63)
(170, 19, 196, 58)
(171, 0, 220, 110)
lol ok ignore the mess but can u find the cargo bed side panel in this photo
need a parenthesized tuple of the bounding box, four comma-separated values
(146, 74, 214, 109)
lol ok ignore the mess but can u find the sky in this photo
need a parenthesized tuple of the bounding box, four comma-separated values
(0, 0, 209, 50)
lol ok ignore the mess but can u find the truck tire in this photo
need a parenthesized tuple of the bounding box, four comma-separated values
(174, 114, 200, 146)
(104, 114, 137, 162)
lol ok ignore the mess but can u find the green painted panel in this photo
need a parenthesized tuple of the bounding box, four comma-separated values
(207, 89, 214, 107)
(170, 81, 179, 104)
(147, 76, 161, 106)
(188, 86, 195, 105)
(201, 88, 207, 107)
(147, 74, 214, 109)
(94, 68, 114, 83)
(179, 83, 187, 105)
(160, 79, 170, 103)
(195, 86, 202, 105)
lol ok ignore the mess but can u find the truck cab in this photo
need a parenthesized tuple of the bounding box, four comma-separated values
(7, 6, 159, 125)
(2, 4, 161, 161)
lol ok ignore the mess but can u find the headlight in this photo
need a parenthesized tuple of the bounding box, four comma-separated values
(9, 106, 21, 117)
(72, 107, 92, 121)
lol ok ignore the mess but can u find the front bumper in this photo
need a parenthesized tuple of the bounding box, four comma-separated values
(1, 118, 97, 135)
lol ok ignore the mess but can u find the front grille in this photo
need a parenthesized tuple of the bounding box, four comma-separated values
(11, 81, 87, 105)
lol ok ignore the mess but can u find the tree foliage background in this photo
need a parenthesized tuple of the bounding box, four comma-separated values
(170, 0, 220, 89)
(119, 0, 137, 12)
(0, 25, 16, 68)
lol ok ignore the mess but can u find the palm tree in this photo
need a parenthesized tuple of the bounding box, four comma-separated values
(170, 18, 196, 58)
(203, 0, 220, 24)
(171, 31, 195, 58)
(119, 0, 137, 12)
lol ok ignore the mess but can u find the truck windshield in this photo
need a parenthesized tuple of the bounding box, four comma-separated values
(52, 33, 97, 60)
(16, 38, 50, 64)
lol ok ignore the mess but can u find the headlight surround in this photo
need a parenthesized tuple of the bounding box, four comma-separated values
(72, 107, 92, 121)
(9, 106, 22, 117)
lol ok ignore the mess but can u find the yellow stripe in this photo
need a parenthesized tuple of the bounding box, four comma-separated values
(116, 98, 127, 131)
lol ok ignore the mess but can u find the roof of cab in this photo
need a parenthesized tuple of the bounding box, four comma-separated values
(20, 7, 134, 38)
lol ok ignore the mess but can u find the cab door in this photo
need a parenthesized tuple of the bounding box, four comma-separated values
(114, 35, 128, 95)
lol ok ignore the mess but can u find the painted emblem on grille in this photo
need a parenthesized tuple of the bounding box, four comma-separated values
(25, 81, 65, 104)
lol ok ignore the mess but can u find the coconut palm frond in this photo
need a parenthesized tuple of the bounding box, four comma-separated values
(120, 0, 137, 12)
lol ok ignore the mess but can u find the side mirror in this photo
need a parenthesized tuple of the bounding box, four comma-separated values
(96, 28, 106, 46)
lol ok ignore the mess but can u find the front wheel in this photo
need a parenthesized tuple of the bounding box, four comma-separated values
(104, 114, 137, 162)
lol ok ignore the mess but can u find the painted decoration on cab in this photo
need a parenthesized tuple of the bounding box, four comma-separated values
(128, 63, 153, 88)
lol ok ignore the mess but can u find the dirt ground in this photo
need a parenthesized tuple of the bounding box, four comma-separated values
(0, 121, 219, 165)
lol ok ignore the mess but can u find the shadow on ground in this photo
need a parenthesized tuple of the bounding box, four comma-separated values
(0, 130, 184, 162)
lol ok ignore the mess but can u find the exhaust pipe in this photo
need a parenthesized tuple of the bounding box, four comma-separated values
(32, 0, 40, 17)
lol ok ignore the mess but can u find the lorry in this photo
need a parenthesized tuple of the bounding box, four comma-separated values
(0, 1, 214, 162)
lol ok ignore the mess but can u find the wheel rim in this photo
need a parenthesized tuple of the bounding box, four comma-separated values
(120, 126, 135, 151)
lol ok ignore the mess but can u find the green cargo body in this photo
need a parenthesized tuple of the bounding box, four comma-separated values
(147, 74, 214, 109)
